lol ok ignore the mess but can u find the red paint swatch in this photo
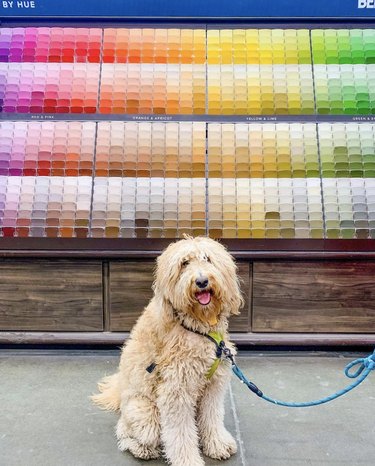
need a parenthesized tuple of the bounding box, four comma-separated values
(0, 27, 102, 63)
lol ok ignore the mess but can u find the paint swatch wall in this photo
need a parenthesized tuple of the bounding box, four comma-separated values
(1, 26, 375, 240)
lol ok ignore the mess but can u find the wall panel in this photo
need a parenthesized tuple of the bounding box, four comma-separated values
(0, 260, 103, 330)
(253, 261, 375, 333)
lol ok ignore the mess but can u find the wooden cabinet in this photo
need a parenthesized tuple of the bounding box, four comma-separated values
(1, 258, 375, 344)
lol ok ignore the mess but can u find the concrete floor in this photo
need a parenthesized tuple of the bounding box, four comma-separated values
(0, 350, 374, 466)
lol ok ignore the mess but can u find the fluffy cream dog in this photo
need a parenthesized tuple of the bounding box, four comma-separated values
(92, 236, 243, 466)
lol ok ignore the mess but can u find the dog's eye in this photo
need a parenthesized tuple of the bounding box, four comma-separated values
(182, 260, 189, 267)
(206, 257, 211, 263)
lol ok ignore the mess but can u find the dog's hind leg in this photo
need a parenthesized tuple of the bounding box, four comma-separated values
(91, 373, 121, 411)
(116, 395, 161, 460)
(197, 368, 237, 460)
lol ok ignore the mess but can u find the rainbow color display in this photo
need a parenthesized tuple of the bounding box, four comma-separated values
(1, 26, 375, 240)
(1, 121, 375, 238)
(0, 27, 375, 115)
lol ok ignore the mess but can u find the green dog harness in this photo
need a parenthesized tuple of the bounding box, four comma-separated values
(145, 329, 227, 380)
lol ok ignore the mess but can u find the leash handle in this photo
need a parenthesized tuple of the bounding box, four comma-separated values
(344, 349, 375, 378)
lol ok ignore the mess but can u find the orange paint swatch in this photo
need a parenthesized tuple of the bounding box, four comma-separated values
(95, 121, 206, 177)
(99, 28, 206, 114)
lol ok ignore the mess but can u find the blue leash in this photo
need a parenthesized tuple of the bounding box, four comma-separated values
(180, 324, 374, 408)
(228, 349, 375, 408)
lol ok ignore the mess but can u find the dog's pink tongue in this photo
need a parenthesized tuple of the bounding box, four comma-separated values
(196, 291, 211, 305)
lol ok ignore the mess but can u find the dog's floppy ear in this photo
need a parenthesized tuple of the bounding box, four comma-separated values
(228, 267, 245, 315)
(208, 239, 244, 315)
(152, 241, 181, 297)
(152, 254, 167, 295)
(219, 259, 244, 316)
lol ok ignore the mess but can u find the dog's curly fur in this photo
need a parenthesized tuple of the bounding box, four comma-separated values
(92, 236, 244, 466)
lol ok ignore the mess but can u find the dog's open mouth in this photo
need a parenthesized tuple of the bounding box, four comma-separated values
(195, 290, 212, 306)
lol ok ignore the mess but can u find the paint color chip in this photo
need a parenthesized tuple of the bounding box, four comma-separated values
(0, 62, 100, 113)
(0, 121, 96, 176)
(99, 28, 206, 114)
(0, 176, 92, 238)
(102, 28, 206, 64)
(318, 123, 375, 178)
(207, 29, 314, 115)
(208, 177, 323, 239)
(91, 177, 206, 238)
(322, 178, 375, 239)
(99, 63, 206, 115)
(208, 123, 319, 178)
(312, 29, 375, 65)
(95, 121, 206, 177)
(0, 27, 102, 63)
(314, 64, 375, 115)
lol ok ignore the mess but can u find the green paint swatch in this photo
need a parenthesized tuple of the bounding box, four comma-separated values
(322, 178, 375, 239)
(314, 64, 375, 114)
(312, 29, 375, 115)
(318, 123, 375, 178)
(312, 29, 375, 65)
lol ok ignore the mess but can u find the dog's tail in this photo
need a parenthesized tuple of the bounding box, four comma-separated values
(91, 372, 121, 411)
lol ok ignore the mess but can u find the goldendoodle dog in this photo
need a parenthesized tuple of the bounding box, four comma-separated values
(92, 236, 243, 466)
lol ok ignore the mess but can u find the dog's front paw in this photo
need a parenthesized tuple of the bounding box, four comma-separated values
(116, 418, 161, 460)
(118, 437, 161, 460)
(202, 430, 237, 460)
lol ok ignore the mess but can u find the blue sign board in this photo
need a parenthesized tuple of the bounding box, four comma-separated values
(0, 0, 375, 19)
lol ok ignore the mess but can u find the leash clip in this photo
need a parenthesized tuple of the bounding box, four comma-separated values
(219, 340, 235, 364)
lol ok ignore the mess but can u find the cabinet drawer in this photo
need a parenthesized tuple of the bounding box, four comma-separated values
(0, 260, 103, 331)
(253, 261, 375, 333)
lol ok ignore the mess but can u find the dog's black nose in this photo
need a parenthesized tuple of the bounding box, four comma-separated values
(195, 277, 209, 289)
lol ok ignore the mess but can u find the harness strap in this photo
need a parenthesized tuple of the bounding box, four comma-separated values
(204, 331, 225, 379)
(178, 322, 226, 378)
(145, 320, 226, 379)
